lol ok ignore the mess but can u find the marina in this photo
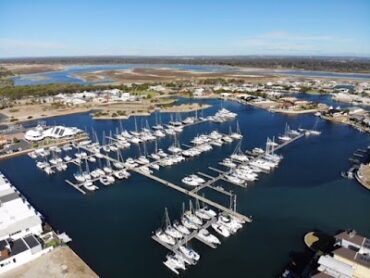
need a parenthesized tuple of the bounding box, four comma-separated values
(0, 97, 369, 277)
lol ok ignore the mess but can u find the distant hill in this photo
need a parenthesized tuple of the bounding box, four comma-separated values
(1, 56, 370, 73)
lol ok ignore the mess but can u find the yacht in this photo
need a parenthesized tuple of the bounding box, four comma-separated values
(124, 158, 138, 169)
(195, 209, 211, 220)
(154, 130, 166, 138)
(222, 135, 233, 143)
(95, 152, 104, 159)
(99, 175, 115, 186)
(220, 158, 237, 168)
(62, 144, 72, 151)
(156, 229, 176, 246)
(224, 174, 244, 186)
(28, 151, 37, 159)
(83, 180, 98, 191)
(252, 147, 265, 155)
(44, 166, 54, 175)
(182, 176, 200, 187)
(218, 214, 242, 233)
(197, 229, 221, 245)
(149, 163, 160, 170)
(179, 245, 200, 262)
(136, 156, 150, 165)
(88, 156, 96, 163)
(184, 211, 202, 226)
(165, 225, 183, 239)
(139, 166, 153, 175)
(63, 155, 72, 162)
(182, 116, 195, 125)
(202, 207, 217, 218)
(150, 153, 161, 160)
(230, 153, 249, 163)
(181, 216, 198, 230)
(129, 137, 141, 144)
(113, 169, 130, 180)
(173, 220, 190, 235)
(249, 159, 272, 172)
(211, 222, 230, 238)
(74, 172, 85, 183)
(168, 145, 182, 154)
(90, 169, 102, 179)
(36, 161, 48, 169)
(165, 128, 176, 136)
(163, 254, 186, 274)
(157, 149, 168, 158)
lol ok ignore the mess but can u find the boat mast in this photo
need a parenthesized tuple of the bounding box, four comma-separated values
(164, 207, 171, 228)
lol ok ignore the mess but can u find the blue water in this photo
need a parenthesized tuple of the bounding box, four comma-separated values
(12, 64, 237, 86)
(0, 98, 369, 277)
(13, 64, 370, 86)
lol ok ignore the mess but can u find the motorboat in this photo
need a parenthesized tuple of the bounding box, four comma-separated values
(64, 155, 72, 162)
(182, 176, 199, 187)
(179, 245, 200, 262)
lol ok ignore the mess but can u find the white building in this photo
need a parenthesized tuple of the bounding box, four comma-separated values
(0, 174, 43, 241)
(24, 125, 82, 141)
(0, 173, 51, 274)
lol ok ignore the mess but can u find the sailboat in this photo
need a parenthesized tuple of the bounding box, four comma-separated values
(230, 121, 243, 140)
(230, 141, 248, 162)
(74, 161, 85, 183)
(306, 118, 321, 136)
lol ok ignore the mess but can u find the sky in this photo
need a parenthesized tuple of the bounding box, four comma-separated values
(0, 0, 370, 58)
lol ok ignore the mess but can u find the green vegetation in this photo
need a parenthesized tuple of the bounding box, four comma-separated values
(45, 239, 59, 248)
(0, 83, 132, 99)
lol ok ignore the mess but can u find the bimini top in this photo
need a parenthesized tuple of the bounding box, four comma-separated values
(24, 125, 82, 141)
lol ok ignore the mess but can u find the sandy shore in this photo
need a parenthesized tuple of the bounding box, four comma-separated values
(0, 63, 65, 75)
(92, 102, 210, 120)
(0, 246, 98, 278)
(160, 103, 211, 113)
(269, 108, 320, 114)
(73, 67, 275, 84)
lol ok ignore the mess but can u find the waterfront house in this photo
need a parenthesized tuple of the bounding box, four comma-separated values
(0, 173, 53, 274)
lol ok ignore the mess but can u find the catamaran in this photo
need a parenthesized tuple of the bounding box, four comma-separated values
(197, 229, 221, 245)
